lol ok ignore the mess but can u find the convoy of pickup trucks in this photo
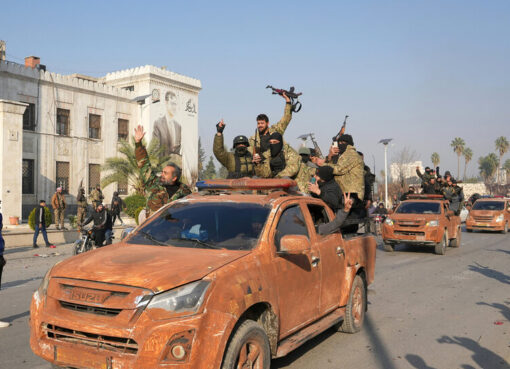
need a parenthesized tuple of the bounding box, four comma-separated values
(28, 179, 508, 369)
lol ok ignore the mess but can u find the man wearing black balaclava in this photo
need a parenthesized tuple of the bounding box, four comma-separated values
(308, 165, 342, 211)
(213, 119, 254, 178)
(254, 132, 300, 179)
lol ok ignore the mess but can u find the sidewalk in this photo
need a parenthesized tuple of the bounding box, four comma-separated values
(1, 218, 137, 250)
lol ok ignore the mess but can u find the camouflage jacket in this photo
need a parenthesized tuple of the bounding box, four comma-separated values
(213, 134, 254, 177)
(249, 103, 292, 152)
(295, 161, 315, 193)
(89, 189, 104, 203)
(416, 168, 433, 184)
(254, 143, 300, 179)
(76, 192, 88, 208)
(328, 145, 365, 199)
(135, 141, 191, 215)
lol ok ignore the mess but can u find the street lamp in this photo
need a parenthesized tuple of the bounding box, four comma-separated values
(378, 138, 393, 209)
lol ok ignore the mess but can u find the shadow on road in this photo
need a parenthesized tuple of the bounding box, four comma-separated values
(477, 301, 510, 322)
(405, 354, 437, 369)
(1, 277, 42, 289)
(437, 335, 510, 369)
(468, 262, 510, 285)
(1, 310, 29, 322)
(494, 249, 510, 256)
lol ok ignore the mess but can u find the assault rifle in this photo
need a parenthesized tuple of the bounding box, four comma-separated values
(332, 115, 349, 142)
(297, 133, 323, 159)
(266, 85, 303, 112)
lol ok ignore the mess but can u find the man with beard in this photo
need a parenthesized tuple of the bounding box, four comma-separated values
(249, 93, 292, 154)
(153, 90, 182, 157)
(81, 203, 110, 247)
(253, 132, 299, 180)
(213, 120, 254, 178)
(134, 125, 191, 216)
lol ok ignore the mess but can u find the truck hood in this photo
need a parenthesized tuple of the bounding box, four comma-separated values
(470, 210, 499, 217)
(51, 243, 250, 292)
(389, 213, 439, 223)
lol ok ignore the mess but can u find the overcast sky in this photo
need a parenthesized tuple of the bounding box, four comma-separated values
(2, 0, 509, 179)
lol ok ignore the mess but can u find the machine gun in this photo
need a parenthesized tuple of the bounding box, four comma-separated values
(297, 133, 324, 159)
(332, 115, 349, 143)
(266, 85, 302, 112)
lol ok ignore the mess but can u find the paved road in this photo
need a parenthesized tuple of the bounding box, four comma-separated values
(1, 229, 509, 369)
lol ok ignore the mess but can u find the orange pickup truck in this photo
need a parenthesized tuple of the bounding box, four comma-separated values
(382, 194, 461, 255)
(30, 179, 376, 369)
(466, 197, 510, 233)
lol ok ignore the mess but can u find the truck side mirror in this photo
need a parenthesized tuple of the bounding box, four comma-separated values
(278, 235, 310, 255)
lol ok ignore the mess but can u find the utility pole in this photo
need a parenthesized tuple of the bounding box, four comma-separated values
(379, 139, 393, 208)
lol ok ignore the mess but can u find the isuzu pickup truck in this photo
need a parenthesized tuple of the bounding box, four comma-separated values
(466, 197, 510, 233)
(30, 179, 377, 369)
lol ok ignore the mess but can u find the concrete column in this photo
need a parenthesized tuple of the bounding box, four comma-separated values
(0, 99, 27, 221)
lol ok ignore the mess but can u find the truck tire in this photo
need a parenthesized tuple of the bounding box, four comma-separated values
(449, 227, 461, 247)
(383, 243, 394, 252)
(338, 275, 366, 334)
(221, 320, 270, 369)
(501, 222, 508, 234)
(434, 231, 447, 255)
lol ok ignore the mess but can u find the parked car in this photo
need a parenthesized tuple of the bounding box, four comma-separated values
(30, 179, 377, 369)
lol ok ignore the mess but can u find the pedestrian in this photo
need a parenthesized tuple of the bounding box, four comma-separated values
(33, 200, 54, 249)
(76, 187, 88, 229)
(110, 191, 124, 226)
(89, 185, 104, 210)
(51, 187, 67, 230)
(0, 200, 9, 328)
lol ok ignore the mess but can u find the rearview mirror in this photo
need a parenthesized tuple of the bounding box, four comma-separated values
(278, 235, 310, 255)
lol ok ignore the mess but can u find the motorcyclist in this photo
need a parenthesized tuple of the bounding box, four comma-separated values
(80, 203, 111, 247)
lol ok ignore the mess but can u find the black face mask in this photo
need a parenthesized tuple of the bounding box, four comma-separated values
(235, 146, 248, 156)
(270, 141, 283, 157)
(300, 155, 310, 163)
(338, 143, 348, 155)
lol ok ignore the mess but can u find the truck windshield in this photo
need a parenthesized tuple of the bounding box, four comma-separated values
(396, 202, 441, 214)
(472, 201, 504, 211)
(126, 202, 270, 250)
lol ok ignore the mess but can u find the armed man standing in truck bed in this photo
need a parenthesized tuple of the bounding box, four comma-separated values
(253, 132, 300, 181)
(213, 120, 254, 178)
(134, 125, 191, 216)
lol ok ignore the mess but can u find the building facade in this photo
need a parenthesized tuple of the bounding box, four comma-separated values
(0, 56, 201, 220)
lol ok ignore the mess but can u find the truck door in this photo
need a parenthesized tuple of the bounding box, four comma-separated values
(304, 203, 346, 316)
(271, 203, 321, 338)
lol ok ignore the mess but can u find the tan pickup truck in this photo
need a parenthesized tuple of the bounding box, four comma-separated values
(382, 194, 461, 255)
(466, 197, 510, 233)
(30, 179, 376, 369)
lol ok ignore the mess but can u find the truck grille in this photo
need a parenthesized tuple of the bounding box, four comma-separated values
(474, 216, 493, 222)
(43, 324, 138, 354)
(394, 231, 425, 236)
(60, 301, 122, 317)
(396, 221, 423, 228)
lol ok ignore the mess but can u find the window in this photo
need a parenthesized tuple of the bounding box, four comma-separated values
(274, 205, 309, 250)
(118, 119, 129, 141)
(56, 108, 70, 136)
(23, 103, 36, 131)
(118, 178, 128, 195)
(88, 114, 101, 139)
(472, 201, 505, 211)
(89, 164, 101, 193)
(122, 86, 134, 91)
(396, 202, 441, 214)
(22, 159, 35, 194)
(307, 204, 330, 230)
(56, 162, 70, 194)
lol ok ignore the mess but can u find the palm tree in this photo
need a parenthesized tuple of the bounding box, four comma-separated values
(478, 153, 499, 184)
(450, 137, 465, 179)
(101, 138, 171, 195)
(504, 159, 510, 184)
(495, 136, 509, 183)
(431, 152, 440, 168)
(462, 147, 473, 181)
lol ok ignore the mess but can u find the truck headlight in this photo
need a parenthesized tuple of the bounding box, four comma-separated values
(426, 220, 439, 227)
(145, 280, 210, 320)
(495, 214, 504, 222)
(384, 218, 394, 226)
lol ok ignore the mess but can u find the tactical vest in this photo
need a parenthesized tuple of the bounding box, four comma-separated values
(228, 153, 254, 179)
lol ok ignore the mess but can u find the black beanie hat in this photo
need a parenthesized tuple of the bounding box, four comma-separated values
(269, 132, 283, 142)
(338, 134, 354, 146)
(317, 166, 334, 182)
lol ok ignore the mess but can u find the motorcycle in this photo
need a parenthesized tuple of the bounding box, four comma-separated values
(73, 227, 114, 255)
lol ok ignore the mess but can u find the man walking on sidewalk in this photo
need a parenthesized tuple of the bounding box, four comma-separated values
(51, 187, 67, 230)
(33, 200, 54, 249)
(0, 200, 9, 328)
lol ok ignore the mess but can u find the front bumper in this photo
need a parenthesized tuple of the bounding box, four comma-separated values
(30, 291, 231, 369)
(465, 220, 504, 231)
(382, 224, 440, 245)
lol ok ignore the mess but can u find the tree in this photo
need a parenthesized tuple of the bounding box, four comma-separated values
(495, 136, 509, 183)
(217, 165, 229, 179)
(390, 147, 417, 189)
(504, 159, 510, 184)
(478, 153, 499, 184)
(462, 147, 473, 181)
(101, 138, 171, 196)
(431, 152, 440, 168)
(450, 137, 465, 180)
(202, 156, 217, 179)
(198, 137, 206, 179)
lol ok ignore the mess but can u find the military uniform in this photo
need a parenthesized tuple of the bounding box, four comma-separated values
(76, 190, 88, 227)
(327, 145, 364, 199)
(89, 189, 104, 210)
(416, 168, 434, 185)
(135, 141, 191, 216)
(254, 143, 300, 179)
(249, 103, 292, 153)
(213, 134, 254, 178)
(295, 161, 315, 193)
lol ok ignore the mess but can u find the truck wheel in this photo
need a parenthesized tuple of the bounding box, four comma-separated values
(383, 243, 394, 252)
(434, 231, 447, 255)
(450, 227, 461, 247)
(338, 275, 366, 334)
(221, 320, 270, 369)
(501, 222, 508, 234)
